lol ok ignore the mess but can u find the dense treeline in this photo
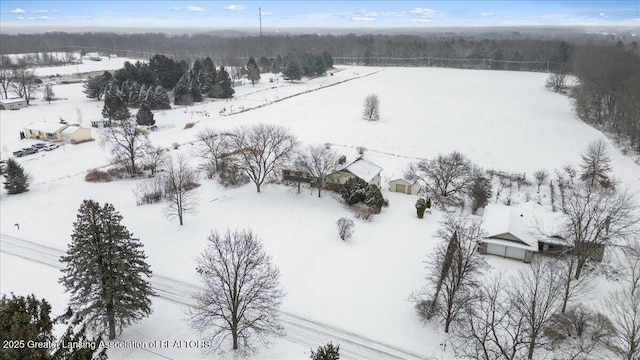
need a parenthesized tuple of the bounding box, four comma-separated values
(1, 31, 637, 66)
(570, 44, 640, 153)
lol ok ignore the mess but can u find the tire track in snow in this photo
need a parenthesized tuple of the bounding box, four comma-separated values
(1, 233, 433, 360)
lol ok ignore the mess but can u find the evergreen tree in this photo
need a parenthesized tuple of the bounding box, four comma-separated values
(214, 66, 234, 98)
(0, 294, 107, 360)
(136, 103, 155, 126)
(364, 184, 384, 213)
(174, 70, 192, 105)
(101, 83, 130, 123)
(272, 55, 284, 74)
(190, 69, 204, 103)
(83, 71, 112, 100)
(312, 54, 327, 76)
(120, 79, 131, 105)
(340, 177, 368, 205)
(202, 57, 217, 97)
(128, 81, 141, 107)
(310, 342, 340, 360)
(138, 84, 148, 106)
(149, 54, 183, 89)
(322, 51, 334, 68)
(43, 84, 55, 103)
(3, 158, 30, 194)
(247, 57, 261, 86)
(154, 86, 171, 109)
(0, 294, 54, 360)
(60, 200, 155, 340)
(283, 62, 302, 82)
(143, 88, 155, 108)
(51, 307, 108, 360)
(258, 56, 271, 71)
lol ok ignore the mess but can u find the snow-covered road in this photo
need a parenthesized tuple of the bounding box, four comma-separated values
(0, 233, 433, 360)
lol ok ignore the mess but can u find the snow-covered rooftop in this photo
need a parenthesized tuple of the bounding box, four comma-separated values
(0, 98, 27, 104)
(482, 202, 566, 250)
(60, 125, 82, 135)
(24, 122, 68, 134)
(344, 157, 383, 183)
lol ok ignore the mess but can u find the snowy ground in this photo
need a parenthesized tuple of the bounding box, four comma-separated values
(2, 60, 639, 360)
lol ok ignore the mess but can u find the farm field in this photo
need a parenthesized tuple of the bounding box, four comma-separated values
(1, 61, 639, 360)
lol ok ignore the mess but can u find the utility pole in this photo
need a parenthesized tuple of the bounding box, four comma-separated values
(259, 7, 263, 37)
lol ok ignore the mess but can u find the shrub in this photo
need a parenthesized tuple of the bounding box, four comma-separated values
(336, 217, 354, 241)
(134, 176, 164, 205)
(106, 166, 132, 180)
(340, 177, 368, 205)
(415, 198, 427, 218)
(217, 160, 249, 187)
(85, 169, 112, 182)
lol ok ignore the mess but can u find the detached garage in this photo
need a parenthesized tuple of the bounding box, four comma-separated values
(389, 178, 419, 195)
(479, 204, 538, 263)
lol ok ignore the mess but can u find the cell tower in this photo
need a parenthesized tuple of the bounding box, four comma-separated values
(259, 8, 263, 37)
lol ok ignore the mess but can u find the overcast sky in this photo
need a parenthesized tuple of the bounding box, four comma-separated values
(1, 1, 638, 30)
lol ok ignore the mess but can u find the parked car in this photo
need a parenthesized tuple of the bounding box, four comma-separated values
(31, 143, 47, 150)
(14, 148, 37, 157)
(43, 143, 59, 151)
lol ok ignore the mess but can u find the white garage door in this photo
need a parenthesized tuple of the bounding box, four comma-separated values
(486, 243, 506, 256)
(505, 247, 526, 260)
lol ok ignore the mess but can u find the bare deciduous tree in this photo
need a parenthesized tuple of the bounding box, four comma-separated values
(579, 139, 612, 187)
(406, 151, 479, 198)
(605, 245, 640, 360)
(561, 184, 639, 280)
(533, 169, 549, 193)
(163, 155, 198, 226)
(134, 176, 164, 205)
(362, 94, 379, 121)
(509, 258, 563, 360)
(336, 217, 354, 241)
(544, 305, 616, 360)
(194, 129, 233, 178)
(10, 62, 38, 105)
(141, 146, 167, 176)
(414, 214, 488, 333)
(0, 55, 13, 99)
(100, 119, 151, 177)
(188, 229, 284, 354)
(453, 274, 527, 360)
(299, 145, 340, 197)
(229, 124, 298, 193)
(546, 70, 568, 93)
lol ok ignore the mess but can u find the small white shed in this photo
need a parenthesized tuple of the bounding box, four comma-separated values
(389, 178, 419, 194)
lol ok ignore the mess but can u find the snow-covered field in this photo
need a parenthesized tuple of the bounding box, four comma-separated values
(1, 61, 639, 360)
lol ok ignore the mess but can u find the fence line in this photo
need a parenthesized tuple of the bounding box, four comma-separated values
(333, 56, 563, 72)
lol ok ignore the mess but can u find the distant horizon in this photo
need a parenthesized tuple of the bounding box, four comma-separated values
(1, 1, 638, 34)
